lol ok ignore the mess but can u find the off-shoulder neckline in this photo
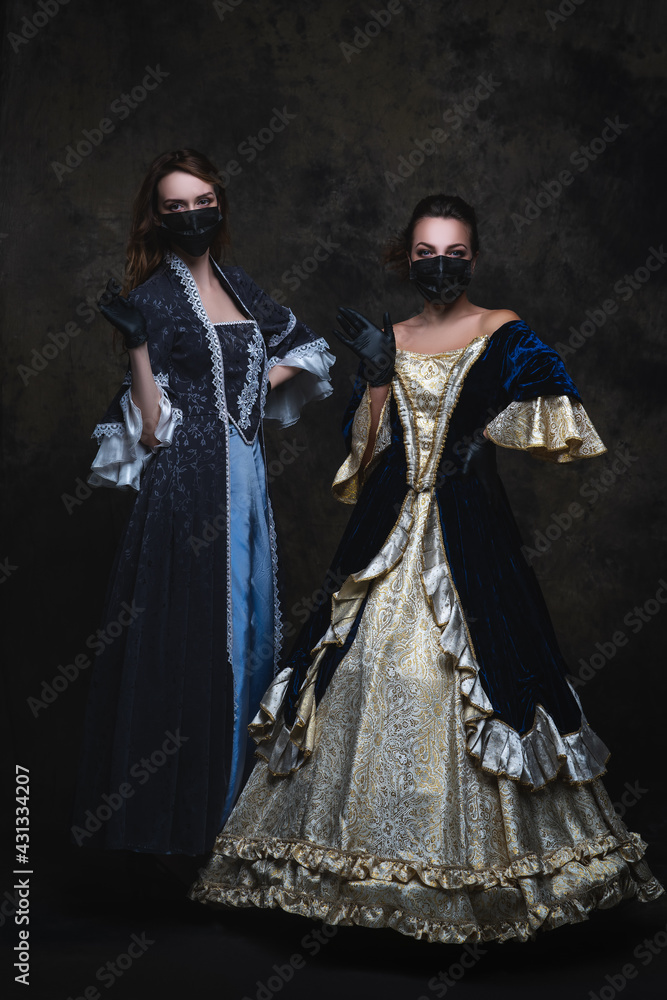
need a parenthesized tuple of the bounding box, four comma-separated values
(393, 320, 523, 358)
(395, 345, 469, 358)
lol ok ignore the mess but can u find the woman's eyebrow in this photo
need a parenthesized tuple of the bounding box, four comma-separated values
(162, 191, 215, 203)
(414, 241, 469, 250)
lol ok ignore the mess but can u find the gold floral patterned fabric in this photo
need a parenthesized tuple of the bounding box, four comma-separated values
(189, 346, 664, 943)
(331, 386, 391, 503)
(391, 344, 488, 489)
(247, 349, 611, 790)
(485, 395, 606, 461)
(189, 511, 662, 941)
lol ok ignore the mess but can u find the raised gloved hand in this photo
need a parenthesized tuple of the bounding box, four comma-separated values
(98, 279, 148, 350)
(332, 306, 395, 387)
(461, 434, 503, 509)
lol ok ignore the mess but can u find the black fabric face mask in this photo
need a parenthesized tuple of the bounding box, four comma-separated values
(409, 255, 473, 303)
(158, 206, 224, 257)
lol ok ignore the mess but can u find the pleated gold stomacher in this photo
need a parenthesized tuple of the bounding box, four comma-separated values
(189, 343, 664, 944)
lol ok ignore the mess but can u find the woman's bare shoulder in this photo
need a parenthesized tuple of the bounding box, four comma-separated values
(392, 315, 421, 347)
(392, 316, 419, 332)
(479, 308, 521, 337)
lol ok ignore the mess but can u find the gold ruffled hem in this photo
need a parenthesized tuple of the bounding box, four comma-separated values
(188, 873, 654, 946)
(188, 832, 664, 945)
(207, 829, 652, 891)
(486, 396, 607, 462)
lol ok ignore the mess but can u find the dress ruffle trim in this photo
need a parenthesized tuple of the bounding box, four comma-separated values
(486, 395, 606, 462)
(249, 654, 323, 775)
(88, 387, 182, 491)
(188, 831, 664, 945)
(420, 494, 611, 789)
(264, 340, 335, 428)
(249, 488, 610, 790)
(465, 697, 611, 789)
(331, 386, 392, 505)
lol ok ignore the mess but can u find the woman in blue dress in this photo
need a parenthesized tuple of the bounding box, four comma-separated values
(190, 194, 664, 942)
(71, 149, 334, 857)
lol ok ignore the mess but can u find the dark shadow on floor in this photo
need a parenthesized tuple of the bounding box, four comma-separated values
(15, 828, 667, 1000)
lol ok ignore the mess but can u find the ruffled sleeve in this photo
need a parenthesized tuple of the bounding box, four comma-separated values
(331, 378, 392, 504)
(88, 384, 182, 490)
(486, 323, 607, 462)
(486, 395, 606, 462)
(234, 268, 335, 427)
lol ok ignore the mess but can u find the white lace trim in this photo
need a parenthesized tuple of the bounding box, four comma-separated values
(260, 366, 271, 418)
(268, 336, 331, 370)
(236, 325, 265, 430)
(263, 439, 284, 676)
(212, 319, 266, 442)
(213, 319, 255, 326)
(165, 251, 235, 676)
(166, 407, 184, 431)
(267, 309, 296, 349)
(95, 405, 183, 442)
(92, 421, 125, 441)
(166, 253, 229, 425)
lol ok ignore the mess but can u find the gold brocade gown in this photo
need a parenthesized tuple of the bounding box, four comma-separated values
(189, 347, 663, 944)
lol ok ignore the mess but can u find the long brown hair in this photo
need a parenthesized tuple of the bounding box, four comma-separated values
(124, 148, 231, 292)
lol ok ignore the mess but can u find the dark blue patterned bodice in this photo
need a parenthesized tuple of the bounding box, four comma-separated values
(213, 321, 266, 443)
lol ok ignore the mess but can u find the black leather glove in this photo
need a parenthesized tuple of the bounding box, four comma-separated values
(332, 306, 395, 387)
(98, 279, 148, 350)
(461, 434, 503, 509)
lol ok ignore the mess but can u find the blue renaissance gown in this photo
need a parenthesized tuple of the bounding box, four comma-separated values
(70, 250, 334, 855)
(189, 321, 664, 942)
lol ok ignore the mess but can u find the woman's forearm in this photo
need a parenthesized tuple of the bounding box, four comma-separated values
(129, 343, 161, 447)
(268, 364, 301, 388)
(361, 383, 390, 468)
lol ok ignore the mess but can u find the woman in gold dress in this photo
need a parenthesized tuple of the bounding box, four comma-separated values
(188, 195, 664, 943)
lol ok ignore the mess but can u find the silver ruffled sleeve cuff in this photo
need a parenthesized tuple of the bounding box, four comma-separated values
(88, 387, 182, 491)
(264, 338, 335, 428)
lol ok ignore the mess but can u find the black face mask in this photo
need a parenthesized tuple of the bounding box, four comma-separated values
(158, 206, 224, 257)
(409, 255, 473, 303)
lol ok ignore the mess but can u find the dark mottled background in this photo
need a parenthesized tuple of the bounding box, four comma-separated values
(1, 0, 666, 976)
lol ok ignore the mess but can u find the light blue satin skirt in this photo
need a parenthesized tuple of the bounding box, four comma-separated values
(220, 424, 275, 824)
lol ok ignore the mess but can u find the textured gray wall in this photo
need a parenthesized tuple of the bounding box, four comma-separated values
(2, 0, 666, 841)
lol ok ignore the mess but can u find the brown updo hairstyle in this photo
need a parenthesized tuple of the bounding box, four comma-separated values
(383, 194, 480, 281)
(124, 148, 231, 292)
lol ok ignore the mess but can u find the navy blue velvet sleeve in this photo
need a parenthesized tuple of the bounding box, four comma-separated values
(497, 323, 582, 404)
